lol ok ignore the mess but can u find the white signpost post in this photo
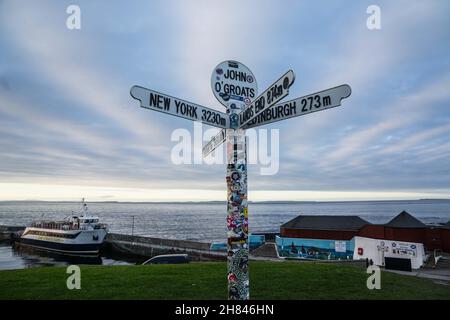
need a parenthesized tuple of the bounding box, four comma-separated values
(211, 60, 258, 300)
(130, 60, 352, 300)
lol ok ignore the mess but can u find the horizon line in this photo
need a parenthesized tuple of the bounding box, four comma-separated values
(1, 198, 449, 203)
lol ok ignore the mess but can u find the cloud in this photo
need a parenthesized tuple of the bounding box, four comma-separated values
(169, 0, 272, 108)
(2, 1, 168, 145)
(379, 124, 450, 155)
(323, 74, 450, 165)
(0, 0, 449, 200)
(0, 89, 122, 156)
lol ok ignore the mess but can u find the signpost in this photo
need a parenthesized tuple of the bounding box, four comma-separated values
(130, 60, 352, 300)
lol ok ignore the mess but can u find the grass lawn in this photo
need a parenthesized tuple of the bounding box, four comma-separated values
(0, 261, 449, 299)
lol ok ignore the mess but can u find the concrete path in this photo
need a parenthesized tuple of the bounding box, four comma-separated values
(385, 268, 450, 285)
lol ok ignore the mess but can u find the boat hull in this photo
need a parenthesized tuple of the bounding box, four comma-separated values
(19, 237, 102, 255)
(20, 227, 107, 255)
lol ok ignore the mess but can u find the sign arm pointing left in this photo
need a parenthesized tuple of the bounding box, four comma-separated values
(130, 85, 229, 129)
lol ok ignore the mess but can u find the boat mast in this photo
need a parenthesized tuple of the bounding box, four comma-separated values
(81, 198, 88, 217)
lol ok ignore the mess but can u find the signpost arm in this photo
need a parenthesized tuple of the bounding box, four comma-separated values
(238, 70, 295, 128)
(202, 129, 226, 158)
(130, 85, 229, 129)
(242, 84, 352, 129)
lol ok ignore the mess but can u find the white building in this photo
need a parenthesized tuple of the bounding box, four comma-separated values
(353, 236, 426, 270)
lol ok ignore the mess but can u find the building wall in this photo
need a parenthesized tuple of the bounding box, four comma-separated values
(281, 225, 450, 253)
(276, 236, 355, 260)
(280, 228, 358, 240)
(353, 236, 426, 269)
(358, 225, 385, 239)
(440, 229, 450, 253)
(424, 227, 443, 251)
(276, 236, 355, 252)
(383, 228, 426, 243)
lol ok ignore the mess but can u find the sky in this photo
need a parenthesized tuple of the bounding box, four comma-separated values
(0, 0, 449, 201)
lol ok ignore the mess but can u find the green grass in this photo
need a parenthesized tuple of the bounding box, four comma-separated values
(0, 261, 449, 299)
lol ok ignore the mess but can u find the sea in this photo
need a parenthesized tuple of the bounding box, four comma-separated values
(0, 200, 449, 270)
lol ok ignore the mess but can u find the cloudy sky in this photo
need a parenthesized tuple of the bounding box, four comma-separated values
(0, 0, 449, 201)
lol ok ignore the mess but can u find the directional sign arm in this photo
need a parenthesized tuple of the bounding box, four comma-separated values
(130, 85, 229, 129)
(237, 70, 295, 128)
(242, 84, 352, 129)
(202, 129, 226, 157)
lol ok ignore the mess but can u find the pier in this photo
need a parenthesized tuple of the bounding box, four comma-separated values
(103, 233, 226, 261)
(0, 225, 24, 241)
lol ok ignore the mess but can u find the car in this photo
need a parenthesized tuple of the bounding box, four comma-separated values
(142, 254, 189, 265)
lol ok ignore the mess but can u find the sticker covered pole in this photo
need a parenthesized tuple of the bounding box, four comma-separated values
(226, 105, 249, 300)
(209, 60, 257, 300)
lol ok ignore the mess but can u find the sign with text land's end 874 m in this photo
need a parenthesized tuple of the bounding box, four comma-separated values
(238, 70, 295, 128)
(211, 60, 258, 108)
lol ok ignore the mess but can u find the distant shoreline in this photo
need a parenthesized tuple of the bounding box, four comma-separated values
(0, 199, 449, 204)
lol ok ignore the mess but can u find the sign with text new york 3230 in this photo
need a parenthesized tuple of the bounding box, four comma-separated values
(130, 85, 229, 129)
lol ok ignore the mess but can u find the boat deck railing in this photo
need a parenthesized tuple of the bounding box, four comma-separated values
(30, 221, 108, 231)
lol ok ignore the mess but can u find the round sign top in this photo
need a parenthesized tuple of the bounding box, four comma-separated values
(211, 60, 257, 108)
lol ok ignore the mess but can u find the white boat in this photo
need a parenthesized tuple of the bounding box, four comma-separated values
(20, 199, 108, 255)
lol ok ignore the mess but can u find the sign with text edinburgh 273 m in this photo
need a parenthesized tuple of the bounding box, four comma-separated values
(242, 84, 352, 129)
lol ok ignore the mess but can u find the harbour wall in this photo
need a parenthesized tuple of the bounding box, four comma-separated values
(103, 233, 227, 261)
(103, 233, 366, 266)
(0, 225, 24, 242)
